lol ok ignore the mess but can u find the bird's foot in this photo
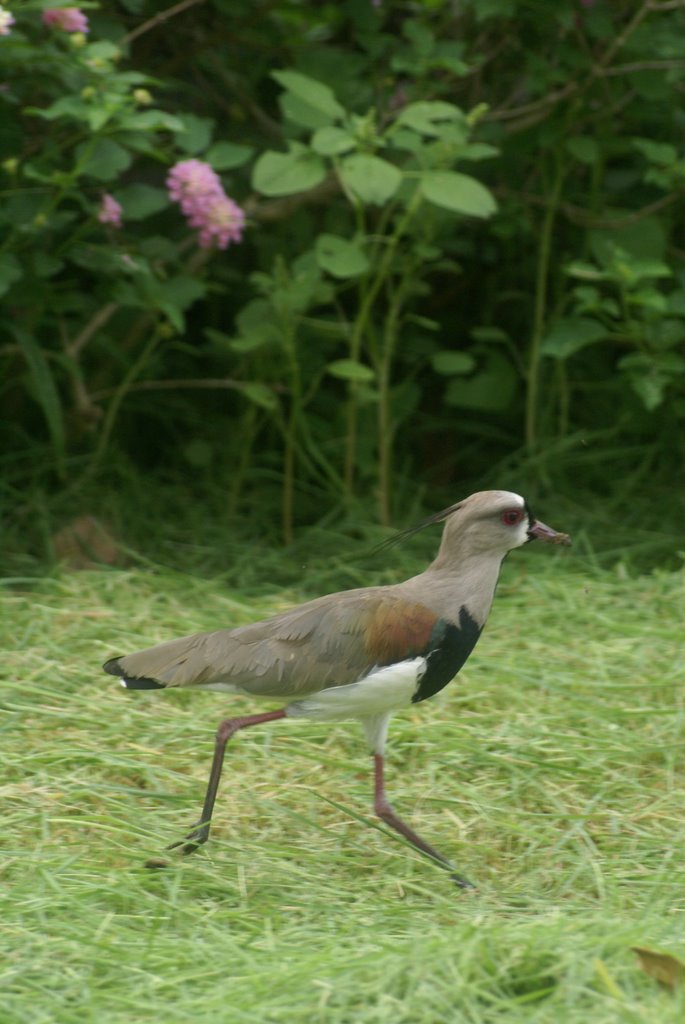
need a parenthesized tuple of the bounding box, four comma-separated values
(167, 822, 210, 855)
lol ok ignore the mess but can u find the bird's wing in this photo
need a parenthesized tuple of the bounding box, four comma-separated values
(106, 587, 444, 698)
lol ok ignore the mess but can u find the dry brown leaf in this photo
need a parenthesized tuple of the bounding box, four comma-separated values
(52, 515, 123, 569)
(632, 946, 685, 990)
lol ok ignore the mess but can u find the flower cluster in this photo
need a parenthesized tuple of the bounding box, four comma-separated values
(42, 7, 89, 33)
(0, 5, 15, 35)
(166, 159, 245, 250)
(98, 193, 123, 228)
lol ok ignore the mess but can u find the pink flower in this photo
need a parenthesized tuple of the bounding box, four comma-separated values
(42, 8, 90, 33)
(194, 195, 245, 250)
(166, 158, 245, 250)
(98, 193, 123, 228)
(166, 159, 222, 212)
(0, 6, 15, 35)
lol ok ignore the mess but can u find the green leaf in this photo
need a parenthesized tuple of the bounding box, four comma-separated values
(121, 110, 185, 133)
(27, 97, 89, 122)
(327, 359, 376, 383)
(139, 237, 178, 263)
(0, 253, 22, 297)
(459, 142, 499, 162)
(667, 290, 685, 317)
(311, 126, 356, 156)
(271, 70, 345, 121)
(33, 253, 64, 279)
(279, 93, 333, 131)
(470, 326, 509, 344)
(566, 261, 610, 282)
(230, 336, 273, 353)
(76, 139, 132, 181)
(115, 184, 168, 220)
(175, 114, 213, 155)
(157, 276, 206, 312)
(339, 154, 401, 205)
(628, 288, 668, 313)
(589, 219, 667, 265)
(420, 171, 496, 218)
(389, 128, 424, 155)
(565, 136, 600, 164)
(625, 259, 672, 281)
(396, 101, 465, 136)
(242, 382, 279, 411)
(431, 351, 476, 375)
(182, 440, 213, 468)
(206, 142, 254, 170)
(445, 353, 516, 411)
(406, 314, 439, 331)
(654, 319, 685, 349)
(541, 318, 608, 359)
(620, 357, 666, 411)
(252, 144, 326, 197)
(82, 40, 121, 63)
(633, 138, 678, 166)
(233, 299, 281, 350)
(315, 234, 369, 278)
(87, 107, 115, 133)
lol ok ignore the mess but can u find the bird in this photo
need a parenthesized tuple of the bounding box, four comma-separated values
(104, 490, 570, 888)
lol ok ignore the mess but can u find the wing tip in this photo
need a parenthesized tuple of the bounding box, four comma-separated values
(103, 656, 165, 690)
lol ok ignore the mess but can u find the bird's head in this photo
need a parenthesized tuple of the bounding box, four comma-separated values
(439, 490, 571, 558)
(378, 490, 570, 566)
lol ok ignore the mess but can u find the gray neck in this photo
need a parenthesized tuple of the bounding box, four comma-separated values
(399, 552, 505, 628)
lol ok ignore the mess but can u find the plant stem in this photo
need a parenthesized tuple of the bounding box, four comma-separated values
(90, 322, 159, 474)
(376, 271, 411, 526)
(525, 159, 564, 450)
(281, 322, 300, 546)
(343, 204, 367, 500)
(227, 402, 258, 519)
(344, 187, 423, 510)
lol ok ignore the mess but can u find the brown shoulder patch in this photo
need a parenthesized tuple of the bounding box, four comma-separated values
(364, 599, 438, 665)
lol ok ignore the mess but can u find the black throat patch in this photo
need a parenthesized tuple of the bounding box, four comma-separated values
(412, 606, 482, 703)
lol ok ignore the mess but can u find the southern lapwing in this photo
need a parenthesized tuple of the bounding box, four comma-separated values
(104, 490, 570, 887)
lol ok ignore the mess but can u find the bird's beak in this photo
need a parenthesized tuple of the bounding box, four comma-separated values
(528, 519, 571, 545)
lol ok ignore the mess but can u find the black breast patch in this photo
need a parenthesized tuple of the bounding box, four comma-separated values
(411, 606, 482, 703)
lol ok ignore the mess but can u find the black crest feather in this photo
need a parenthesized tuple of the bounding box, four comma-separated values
(372, 502, 462, 554)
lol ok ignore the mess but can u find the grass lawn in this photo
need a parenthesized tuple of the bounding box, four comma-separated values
(2, 546, 685, 1022)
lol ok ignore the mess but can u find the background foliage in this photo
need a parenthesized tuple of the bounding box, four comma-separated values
(2, 0, 685, 562)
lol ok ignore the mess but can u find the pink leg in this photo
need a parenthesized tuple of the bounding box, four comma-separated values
(169, 709, 287, 854)
(373, 753, 475, 889)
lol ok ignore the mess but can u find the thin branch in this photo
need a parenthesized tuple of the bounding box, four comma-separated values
(121, 0, 207, 46)
(489, 0, 663, 132)
(600, 59, 685, 76)
(487, 82, 578, 123)
(646, 0, 685, 12)
(202, 58, 284, 142)
(89, 378, 289, 401)
(502, 188, 680, 228)
(66, 302, 119, 359)
(244, 175, 340, 222)
(595, 0, 653, 71)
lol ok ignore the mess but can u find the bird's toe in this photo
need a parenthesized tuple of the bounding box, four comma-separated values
(167, 823, 210, 854)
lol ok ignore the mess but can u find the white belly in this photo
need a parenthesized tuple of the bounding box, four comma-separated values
(285, 658, 426, 723)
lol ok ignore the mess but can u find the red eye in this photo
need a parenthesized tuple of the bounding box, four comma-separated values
(501, 509, 523, 526)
